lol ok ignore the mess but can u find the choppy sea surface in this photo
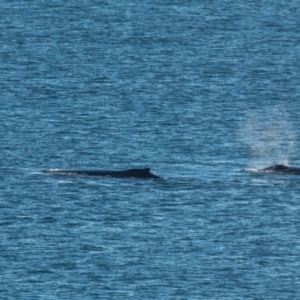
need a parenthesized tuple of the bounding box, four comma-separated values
(1, 1, 300, 299)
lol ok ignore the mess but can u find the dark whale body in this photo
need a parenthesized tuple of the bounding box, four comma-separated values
(43, 168, 160, 179)
(263, 164, 300, 175)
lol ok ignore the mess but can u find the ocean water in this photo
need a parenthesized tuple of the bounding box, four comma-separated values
(1, 1, 300, 299)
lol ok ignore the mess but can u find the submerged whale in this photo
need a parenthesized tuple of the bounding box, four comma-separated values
(43, 168, 160, 179)
(262, 164, 300, 175)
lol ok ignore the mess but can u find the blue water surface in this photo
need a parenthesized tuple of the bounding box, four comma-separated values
(1, 1, 300, 299)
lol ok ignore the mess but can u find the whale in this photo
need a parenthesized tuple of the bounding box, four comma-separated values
(262, 164, 300, 175)
(43, 168, 160, 179)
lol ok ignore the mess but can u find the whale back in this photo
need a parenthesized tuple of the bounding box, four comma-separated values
(43, 167, 160, 179)
(264, 164, 289, 171)
(263, 164, 300, 174)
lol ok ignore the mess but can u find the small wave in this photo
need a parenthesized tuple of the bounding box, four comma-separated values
(245, 168, 259, 172)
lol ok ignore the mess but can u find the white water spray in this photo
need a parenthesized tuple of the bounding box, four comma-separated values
(239, 105, 297, 168)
